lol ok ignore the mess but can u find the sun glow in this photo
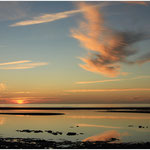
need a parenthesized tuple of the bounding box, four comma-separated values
(17, 100, 24, 104)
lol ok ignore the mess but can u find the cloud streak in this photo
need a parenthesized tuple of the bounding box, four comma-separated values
(76, 79, 122, 84)
(65, 88, 150, 93)
(9, 2, 148, 27)
(0, 60, 31, 66)
(10, 9, 81, 27)
(0, 60, 48, 70)
(76, 75, 150, 84)
(10, 2, 109, 27)
(71, 2, 150, 77)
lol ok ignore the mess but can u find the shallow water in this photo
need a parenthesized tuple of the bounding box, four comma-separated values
(0, 104, 150, 143)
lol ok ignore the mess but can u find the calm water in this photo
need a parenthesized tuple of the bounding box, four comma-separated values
(0, 104, 150, 143)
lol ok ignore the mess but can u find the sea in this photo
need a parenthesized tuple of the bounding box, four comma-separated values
(0, 104, 150, 143)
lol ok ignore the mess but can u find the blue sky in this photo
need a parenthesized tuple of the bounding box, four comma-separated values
(0, 1, 150, 104)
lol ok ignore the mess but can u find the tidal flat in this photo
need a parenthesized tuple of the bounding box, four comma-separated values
(0, 105, 150, 148)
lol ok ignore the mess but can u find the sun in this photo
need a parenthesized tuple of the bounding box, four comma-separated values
(17, 100, 24, 104)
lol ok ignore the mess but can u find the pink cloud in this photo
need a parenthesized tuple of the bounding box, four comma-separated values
(71, 2, 150, 77)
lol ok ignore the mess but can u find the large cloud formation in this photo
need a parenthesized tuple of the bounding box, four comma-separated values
(71, 2, 150, 77)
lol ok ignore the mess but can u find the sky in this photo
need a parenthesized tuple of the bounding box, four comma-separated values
(0, 1, 150, 104)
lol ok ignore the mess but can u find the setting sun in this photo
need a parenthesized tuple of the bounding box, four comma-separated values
(17, 100, 24, 104)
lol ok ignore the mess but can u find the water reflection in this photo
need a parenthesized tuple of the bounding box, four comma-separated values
(83, 130, 128, 142)
(69, 115, 150, 120)
(0, 109, 149, 143)
(77, 123, 121, 129)
(0, 117, 5, 125)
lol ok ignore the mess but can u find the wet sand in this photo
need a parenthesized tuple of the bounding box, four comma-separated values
(0, 137, 150, 149)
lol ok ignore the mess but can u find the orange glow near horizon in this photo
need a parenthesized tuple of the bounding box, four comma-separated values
(17, 100, 24, 104)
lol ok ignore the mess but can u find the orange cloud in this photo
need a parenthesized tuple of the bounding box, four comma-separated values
(76, 79, 122, 84)
(0, 60, 31, 65)
(75, 75, 150, 84)
(12, 91, 37, 94)
(0, 60, 48, 70)
(65, 88, 150, 93)
(83, 130, 128, 142)
(77, 123, 121, 129)
(71, 2, 150, 77)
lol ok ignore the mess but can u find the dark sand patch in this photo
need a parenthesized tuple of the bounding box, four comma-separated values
(0, 112, 65, 116)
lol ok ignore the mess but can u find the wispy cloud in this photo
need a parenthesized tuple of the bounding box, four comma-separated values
(0, 60, 31, 66)
(75, 75, 150, 84)
(10, 2, 109, 27)
(65, 88, 150, 93)
(71, 2, 150, 77)
(76, 79, 122, 84)
(8, 1, 148, 27)
(12, 91, 37, 94)
(0, 60, 48, 70)
(10, 9, 81, 27)
(77, 123, 121, 129)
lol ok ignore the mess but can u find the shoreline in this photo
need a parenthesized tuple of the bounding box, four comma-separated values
(0, 106, 150, 110)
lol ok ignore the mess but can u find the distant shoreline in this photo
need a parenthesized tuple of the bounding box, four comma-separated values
(0, 112, 65, 116)
(0, 106, 150, 110)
